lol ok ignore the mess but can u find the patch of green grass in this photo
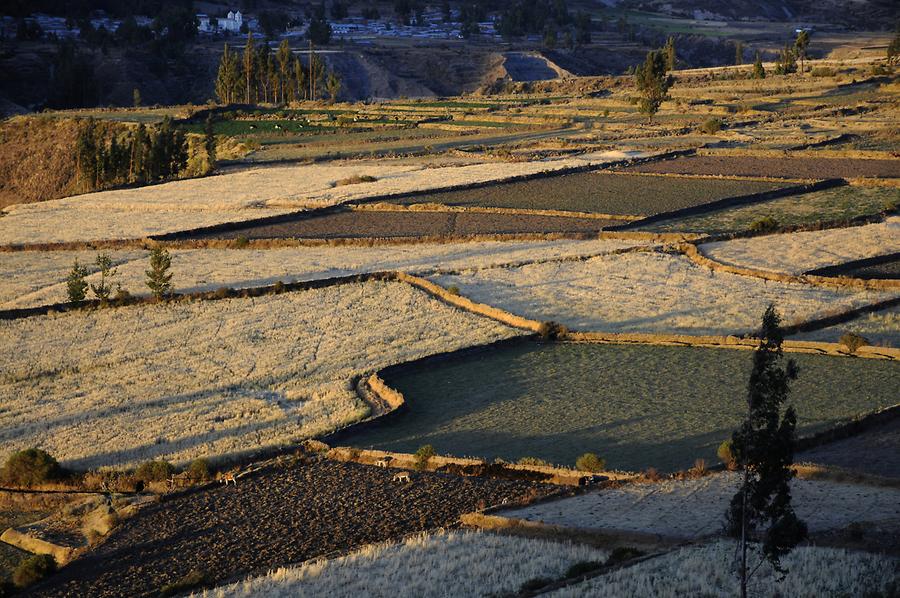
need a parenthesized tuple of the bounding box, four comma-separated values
(343, 343, 899, 472)
(638, 185, 895, 234)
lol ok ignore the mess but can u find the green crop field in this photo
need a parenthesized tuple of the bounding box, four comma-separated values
(637, 185, 897, 234)
(344, 343, 899, 472)
(376, 172, 784, 216)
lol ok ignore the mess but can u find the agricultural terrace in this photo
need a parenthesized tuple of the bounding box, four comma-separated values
(700, 216, 900, 275)
(549, 540, 898, 598)
(429, 251, 894, 335)
(503, 472, 900, 539)
(799, 417, 900, 479)
(343, 343, 900, 472)
(0, 239, 644, 310)
(792, 304, 900, 348)
(34, 460, 556, 597)
(635, 185, 899, 234)
(191, 209, 613, 241)
(622, 154, 900, 180)
(370, 171, 787, 216)
(0, 281, 517, 469)
(210, 530, 607, 598)
(0, 150, 644, 246)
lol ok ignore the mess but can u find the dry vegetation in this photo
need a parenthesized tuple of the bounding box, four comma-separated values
(1, 239, 642, 309)
(430, 251, 894, 335)
(701, 216, 900, 274)
(0, 281, 516, 468)
(550, 540, 898, 598)
(210, 530, 606, 598)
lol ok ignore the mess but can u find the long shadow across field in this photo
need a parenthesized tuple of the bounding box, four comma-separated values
(340, 343, 899, 472)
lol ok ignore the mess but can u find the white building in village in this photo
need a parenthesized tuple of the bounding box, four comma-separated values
(198, 10, 243, 33)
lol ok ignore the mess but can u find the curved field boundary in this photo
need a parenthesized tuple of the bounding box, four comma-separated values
(349, 202, 643, 222)
(805, 251, 900, 279)
(609, 178, 846, 232)
(680, 243, 900, 292)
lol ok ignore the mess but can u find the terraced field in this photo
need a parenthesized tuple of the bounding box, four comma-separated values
(195, 209, 615, 240)
(343, 343, 900, 472)
(373, 171, 785, 216)
(636, 185, 897, 234)
(32, 459, 555, 598)
(623, 155, 900, 180)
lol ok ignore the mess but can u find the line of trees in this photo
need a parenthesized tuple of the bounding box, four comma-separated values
(215, 35, 341, 104)
(74, 117, 195, 193)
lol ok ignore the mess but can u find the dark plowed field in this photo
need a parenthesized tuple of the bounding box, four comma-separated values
(374, 171, 784, 216)
(196, 209, 615, 240)
(623, 155, 900, 180)
(31, 459, 554, 597)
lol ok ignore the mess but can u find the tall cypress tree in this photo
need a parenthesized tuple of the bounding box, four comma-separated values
(215, 43, 235, 104)
(243, 32, 255, 104)
(727, 305, 807, 598)
(277, 39, 292, 104)
(634, 49, 673, 124)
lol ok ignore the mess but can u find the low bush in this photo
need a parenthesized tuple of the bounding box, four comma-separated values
(334, 174, 378, 186)
(699, 118, 724, 135)
(232, 235, 250, 248)
(133, 460, 176, 483)
(643, 467, 661, 481)
(691, 458, 707, 476)
(810, 67, 836, 77)
(749, 216, 779, 233)
(0, 448, 62, 488)
(414, 444, 436, 471)
(187, 458, 212, 481)
(537, 321, 568, 340)
(839, 332, 870, 353)
(575, 453, 605, 473)
(12, 554, 56, 588)
(446, 285, 461, 296)
(717, 439, 737, 470)
(159, 569, 207, 597)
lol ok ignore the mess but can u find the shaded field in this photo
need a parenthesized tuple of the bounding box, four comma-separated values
(636, 185, 897, 234)
(808, 254, 900, 280)
(344, 343, 900, 472)
(373, 172, 784, 216)
(799, 416, 900, 479)
(0, 510, 48, 584)
(792, 305, 900, 348)
(31, 459, 554, 597)
(623, 155, 900, 180)
(193, 209, 615, 240)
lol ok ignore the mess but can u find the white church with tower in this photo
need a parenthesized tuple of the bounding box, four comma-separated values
(198, 10, 243, 33)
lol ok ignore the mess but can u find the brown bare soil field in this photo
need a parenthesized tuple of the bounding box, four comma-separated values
(799, 417, 900, 479)
(623, 155, 900, 180)
(375, 171, 785, 216)
(31, 459, 554, 597)
(193, 209, 616, 240)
